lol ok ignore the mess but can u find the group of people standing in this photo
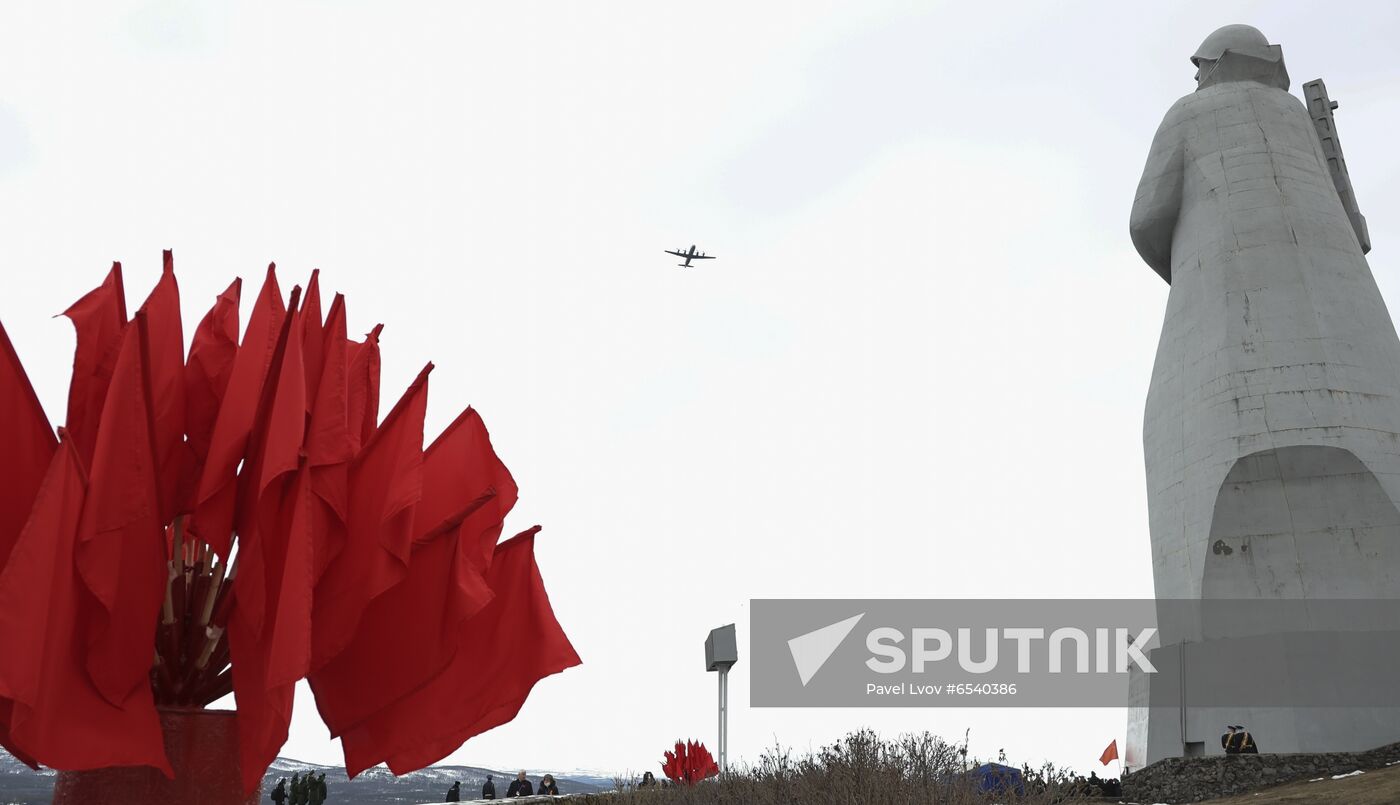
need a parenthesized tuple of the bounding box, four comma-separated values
(270, 772, 328, 805)
(446, 771, 561, 800)
(1222, 725, 1260, 754)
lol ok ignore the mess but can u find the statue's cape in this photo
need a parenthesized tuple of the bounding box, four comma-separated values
(1198, 44, 1289, 92)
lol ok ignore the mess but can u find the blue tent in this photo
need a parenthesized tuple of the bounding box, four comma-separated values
(967, 763, 1025, 796)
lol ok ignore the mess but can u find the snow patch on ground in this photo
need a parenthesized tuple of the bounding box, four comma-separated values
(1330, 769, 1364, 779)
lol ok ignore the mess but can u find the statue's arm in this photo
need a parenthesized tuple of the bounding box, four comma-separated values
(1130, 103, 1188, 284)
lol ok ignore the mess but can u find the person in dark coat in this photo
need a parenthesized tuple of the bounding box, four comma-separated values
(538, 774, 559, 795)
(310, 772, 327, 805)
(482, 774, 497, 799)
(1222, 725, 1260, 754)
(445, 780, 461, 801)
(271, 778, 288, 805)
(506, 770, 533, 797)
(637, 771, 657, 788)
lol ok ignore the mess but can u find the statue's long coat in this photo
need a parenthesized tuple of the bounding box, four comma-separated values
(1131, 51, 1400, 602)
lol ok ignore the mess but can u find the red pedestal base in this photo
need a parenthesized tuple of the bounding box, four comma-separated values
(52, 709, 261, 805)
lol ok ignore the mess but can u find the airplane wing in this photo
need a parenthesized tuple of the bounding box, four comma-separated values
(692, 254, 716, 260)
(664, 250, 687, 258)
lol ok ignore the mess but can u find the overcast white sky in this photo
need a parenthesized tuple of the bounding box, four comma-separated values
(3, 0, 1399, 780)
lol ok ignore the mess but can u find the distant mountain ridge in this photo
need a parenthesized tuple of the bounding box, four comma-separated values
(0, 751, 611, 805)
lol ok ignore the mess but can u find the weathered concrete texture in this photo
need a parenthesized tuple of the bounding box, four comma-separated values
(1123, 742, 1400, 804)
(1127, 24, 1400, 767)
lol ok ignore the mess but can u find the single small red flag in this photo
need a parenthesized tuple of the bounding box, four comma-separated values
(189, 264, 284, 558)
(301, 269, 325, 408)
(1100, 739, 1118, 766)
(345, 324, 382, 453)
(136, 251, 188, 524)
(61, 262, 127, 464)
(0, 433, 172, 775)
(0, 319, 57, 574)
(311, 364, 430, 669)
(184, 277, 242, 480)
(74, 321, 169, 708)
(0, 323, 59, 769)
(305, 294, 352, 578)
(413, 408, 518, 573)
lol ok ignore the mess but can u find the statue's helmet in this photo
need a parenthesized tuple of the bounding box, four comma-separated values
(1190, 24, 1271, 65)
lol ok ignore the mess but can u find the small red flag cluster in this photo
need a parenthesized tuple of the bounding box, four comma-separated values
(661, 740, 720, 786)
(0, 254, 581, 793)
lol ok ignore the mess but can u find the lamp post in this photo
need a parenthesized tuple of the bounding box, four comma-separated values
(705, 624, 737, 773)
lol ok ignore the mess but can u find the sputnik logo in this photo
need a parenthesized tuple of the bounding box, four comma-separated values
(788, 613, 864, 686)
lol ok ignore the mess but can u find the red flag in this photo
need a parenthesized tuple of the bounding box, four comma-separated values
(311, 364, 430, 669)
(61, 262, 127, 464)
(310, 409, 517, 734)
(0, 320, 54, 768)
(1100, 739, 1118, 766)
(74, 319, 169, 708)
(189, 265, 284, 558)
(338, 528, 581, 776)
(414, 408, 518, 573)
(305, 295, 352, 579)
(308, 486, 496, 737)
(227, 290, 314, 793)
(0, 434, 171, 775)
(0, 319, 57, 573)
(301, 269, 325, 408)
(136, 251, 187, 523)
(231, 286, 306, 636)
(228, 465, 314, 793)
(184, 277, 242, 480)
(345, 324, 382, 453)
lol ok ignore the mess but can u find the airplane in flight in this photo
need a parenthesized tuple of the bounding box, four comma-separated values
(665, 245, 716, 268)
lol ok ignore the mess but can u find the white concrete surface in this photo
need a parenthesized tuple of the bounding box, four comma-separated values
(1127, 25, 1400, 766)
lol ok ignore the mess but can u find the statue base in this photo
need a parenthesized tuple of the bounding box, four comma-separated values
(51, 709, 261, 805)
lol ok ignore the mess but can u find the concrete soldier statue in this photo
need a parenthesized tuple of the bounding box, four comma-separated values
(1127, 24, 1400, 767)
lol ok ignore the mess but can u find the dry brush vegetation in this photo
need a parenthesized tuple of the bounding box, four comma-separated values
(611, 730, 1109, 805)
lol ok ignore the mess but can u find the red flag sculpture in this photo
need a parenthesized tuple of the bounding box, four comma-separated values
(0, 253, 578, 797)
(661, 740, 721, 786)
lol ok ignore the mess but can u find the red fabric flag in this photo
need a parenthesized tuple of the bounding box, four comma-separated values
(301, 269, 325, 409)
(308, 486, 496, 737)
(0, 320, 54, 769)
(231, 286, 306, 636)
(228, 464, 315, 793)
(308, 410, 516, 733)
(184, 277, 242, 479)
(345, 324, 382, 454)
(414, 408, 518, 572)
(136, 251, 187, 524)
(338, 528, 581, 776)
(227, 291, 315, 793)
(0, 319, 57, 573)
(305, 295, 351, 579)
(61, 262, 127, 464)
(0, 434, 172, 775)
(310, 364, 430, 670)
(1100, 739, 1118, 766)
(189, 265, 285, 558)
(73, 320, 169, 708)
